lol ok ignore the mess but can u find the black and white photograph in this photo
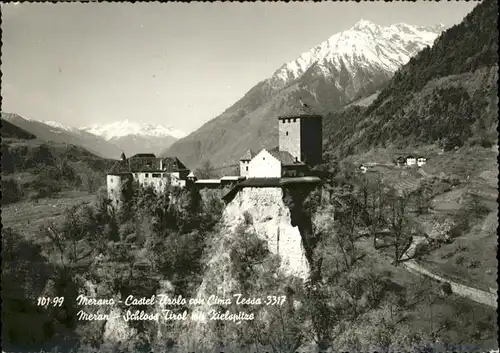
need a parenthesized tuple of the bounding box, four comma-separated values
(1, 1, 498, 352)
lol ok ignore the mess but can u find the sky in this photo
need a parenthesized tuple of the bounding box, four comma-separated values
(1, 1, 478, 134)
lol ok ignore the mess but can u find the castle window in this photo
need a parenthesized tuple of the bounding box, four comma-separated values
(162, 173, 166, 177)
(152, 173, 161, 178)
(293, 118, 297, 122)
(287, 119, 291, 123)
(245, 166, 248, 171)
(134, 173, 138, 178)
(110, 177, 113, 183)
(145, 173, 149, 178)
(286, 131, 288, 136)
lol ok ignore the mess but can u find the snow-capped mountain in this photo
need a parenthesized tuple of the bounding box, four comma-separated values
(270, 19, 445, 89)
(42, 120, 78, 133)
(82, 120, 186, 156)
(1, 113, 123, 159)
(82, 119, 186, 141)
(165, 19, 445, 168)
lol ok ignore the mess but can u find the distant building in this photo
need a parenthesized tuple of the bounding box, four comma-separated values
(396, 156, 406, 167)
(406, 155, 417, 166)
(417, 156, 427, 167)
(106, 152, 190, 208)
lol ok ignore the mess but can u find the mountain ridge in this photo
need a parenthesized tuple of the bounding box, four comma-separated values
(163, 19, 444, 169)
(1, 112, 123, 159)
(323, 0, 498, 156)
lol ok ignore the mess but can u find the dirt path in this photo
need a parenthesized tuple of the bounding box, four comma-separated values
(402, 260, 497, 308)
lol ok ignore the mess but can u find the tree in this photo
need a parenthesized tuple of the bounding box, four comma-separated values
(1, 178, 23, 205)
(385, 190, 414, 263)
(195, 160, 217, 179)
(363, 176, 386, 248)
(1, 228, 56, 346)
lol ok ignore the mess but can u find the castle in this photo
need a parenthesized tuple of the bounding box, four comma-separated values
(106, 152, 190, 208)
(106, 103, 323, 207)
(239, 107, 322, 179)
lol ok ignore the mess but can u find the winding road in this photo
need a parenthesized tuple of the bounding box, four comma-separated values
(402, 260, 498, 308)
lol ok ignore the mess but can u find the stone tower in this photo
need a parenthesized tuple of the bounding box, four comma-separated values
(107, 153, 132, 209)
(278, 113, 323, 166)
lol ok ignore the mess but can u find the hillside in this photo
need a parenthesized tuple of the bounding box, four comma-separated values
(163, 20, 444, 169)
(324, 0, 498, 157)
(1, 128, 115, 205)
(1, 113, 123, 159)
(1, 118, 37, 140)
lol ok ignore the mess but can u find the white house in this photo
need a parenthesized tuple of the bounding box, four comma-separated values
(417, 157, 427, 167)
(406, 155, 417, 166)
(247, 149, 282, 178)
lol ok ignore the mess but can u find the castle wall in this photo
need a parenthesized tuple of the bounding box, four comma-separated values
(133, 172, 183, 193)
(248, 149, 281, 178)
(300, 117, 323, 166)
(278, 118, 301, 161)
(107, 174, 132, 209)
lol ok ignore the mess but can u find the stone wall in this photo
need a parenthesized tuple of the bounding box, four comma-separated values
(279, 117, 301, 160)
(403, 260, 498, 308)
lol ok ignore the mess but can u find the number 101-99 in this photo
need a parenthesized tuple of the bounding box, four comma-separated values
(37, 297, 65, 307)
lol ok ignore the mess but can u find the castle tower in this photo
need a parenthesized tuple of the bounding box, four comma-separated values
(107, 153, 132, 209)
(239, 149, 254, 177)
(278, 113, 323, 166)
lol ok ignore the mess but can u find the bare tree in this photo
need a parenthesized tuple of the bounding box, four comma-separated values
(386, 191, 414, 263)
(195, 160, 217, 179)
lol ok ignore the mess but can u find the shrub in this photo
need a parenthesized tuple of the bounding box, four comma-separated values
(1, 178, 23, 205)
(455, 254, 465, 265)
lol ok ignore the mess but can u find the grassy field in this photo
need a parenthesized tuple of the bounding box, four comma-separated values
(2, 190, 97, 240)
(357, 238, 498, 349)
(420, 210, 498, 292)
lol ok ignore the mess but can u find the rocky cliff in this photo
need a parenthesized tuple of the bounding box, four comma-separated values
(175, 187, 313, 349)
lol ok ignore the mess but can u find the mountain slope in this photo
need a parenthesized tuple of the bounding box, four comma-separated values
(1, 113, 123, 159)
(1, 121, 115, 203)
(164, 20, 444, 169)
(324, 0, 498, 156)
(82, 120, 185, 156)
(1, 119, 37, 140)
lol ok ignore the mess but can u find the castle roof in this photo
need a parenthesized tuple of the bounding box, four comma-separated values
(268, 147, 305, 166)
(107, 154, 188, 174)
(240, 149, 256, 161)
(130, 153, 156, 158)
(108, 159, 131, 175)
(161, 157, 188, 172)
(129, 155, 160, 172)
